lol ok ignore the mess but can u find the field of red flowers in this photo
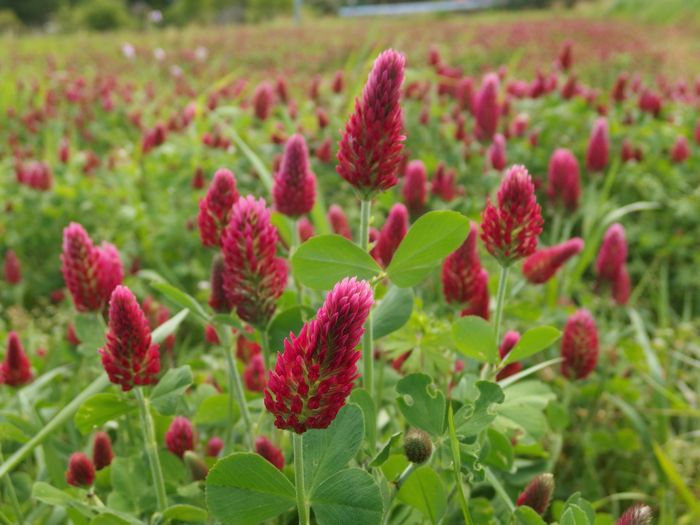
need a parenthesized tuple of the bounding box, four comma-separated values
(1, 11, 699, 525)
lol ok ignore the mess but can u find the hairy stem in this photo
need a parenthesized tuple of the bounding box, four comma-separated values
(293, 433, 310, 525)
(134, 388, 167, 512)
(359, 199, 374, 398)
(220, 326, 254, 450)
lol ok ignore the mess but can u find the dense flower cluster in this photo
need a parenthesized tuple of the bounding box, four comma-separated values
(561, 309, 599, 380)
(264, 278, 373, 433)
(273, 134, 316, 217)
(586, 117, 610, 172)
(198, 168, 239, 247)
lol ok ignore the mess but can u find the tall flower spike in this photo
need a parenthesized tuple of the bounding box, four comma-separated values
(273, 134, 316, 217)
(615, 504, 653, 525)
(496, 331, 522, 381)
(99, 286, 160, 391)
(586, 117, 610, 172)
(198, 168, 239, 248)
(265, 278, 373, 433)
(255, 436, 285, 470)
(1, 332, 33, 387)
(442, 224, 487, 310)
(337, 49, 406, 197)
(92, 431, 114, 470)
(209, 255, 233, 313)
(327, 204, 352, 240)
(561, 309, 599, 380)
(474, 73, 500, 140)
(402, 160, 427, 217)
(595, 223, 627, 282)
(66, 452, 95, 487)
(516, 473, 554, 516)
(547, 148, 581, 211)
(373, 203, 409, 267)
(481, 165, 544, 265)
(522, 238, 584, 284)
(221, 196, 288, 327)
(165, 416, 195, 459)
(4, 250, 21, 284)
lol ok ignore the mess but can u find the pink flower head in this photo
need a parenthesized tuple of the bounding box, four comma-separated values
(198, 168, 239, 247)
(547, 148, 581, 211)
(265, 278, 373, 433)
(253, 82, 274, 120)
(481, 165, 544, 265)
(402, 160, 427, 216)
(328, 204, 352, 240)
(66, 452, 95, 487)
(332, 70, 344, 93)
(595, 223, 627, 282)
(557, 40, 573, 70)
(19, 161, 53, 191)
(99, 286, 160, 391)
(273, 134, 316, 217)
(298, 217, 315, 242)
(221, 196, 288, 327)
(522, 237, 584, 284)
(615, 504, 653, 525)
(431, 162, 461, 202)
(612, 265, 631, 306)
(586, 117, 610, 172)
(612, 72, 628, 102)
(638, 89, 661, 117)
(4, 250, 21, 284)
(209, 255, 233, 313)
(496, 331, 523, 381)
(373, 203, 409, 267)
(488, 133, 507, 170)
(204, 324, 220, 345)
(255, 436, 285, 469)
(337, 49, 406, 197)
(165, 416, 195, 458)
(443, 223, 486, 306)
(243, 353, 266, 392)
(206, 436, 224, 457)
(561, 309, 599, 380)
(92, 431, 114, 470)
(516, 473, 554, 515)
(61, 223, 123, 312)
(0, 332, 33, 387)
(671, 136, 689, 163)
(474, 73, 500, 140)
(459, 269, 490, 320)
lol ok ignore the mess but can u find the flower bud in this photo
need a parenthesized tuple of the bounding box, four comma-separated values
(404, 428, 432, 464)
(522, 238, 584, 284)
(615, 504, 653, 525)
(561, 309, 599, 380)
(66, 452, 95, 487)
(402, 160, 427, 217)
(1, 332, 33, 387)
(92, 431, 114, 470)
(516, 473, 554, 515)
(585, 117, 609, 172)
(3, 250, 21, 284)
(165, 416, 195, 459)
(184, 451, 209, 481)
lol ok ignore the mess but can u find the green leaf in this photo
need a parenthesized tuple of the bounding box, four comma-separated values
(206, 453, 296, 525)
(32, 481, 84, 509)
(371, 286, 413, 340)
(397, 466, 447, 524)
(303, 404, 364, 492)
(513, 506, 547, 525)
(310, 468, 383, 525)
(349, 389, 376, 449)
(110, 456, 149, 514)
(483, 428, 513, 470)
(267, 305, 314, 353)
(149, 366, 193, 416)
(454, 381, 504, 437)
(74, 313, 106, 356)
(563, 493, 595, 523)
(291, 235, 381, 290)
(151, 309, 189, 345)
(74, 393, 135, 435)
(151, 282, 209, 322)
(452, 316, 498, 364)
(396, 374, 446, 436)
(193, 394, 238, 426)
(560, 506, 591, 525)
(502, 326, 561, 365)
(161, 504, 208, 522)
(653, 441, 700, 514)
(386, 210, 470, 288)
(0, 422, 29, 443)
(369, 432, 402, 468)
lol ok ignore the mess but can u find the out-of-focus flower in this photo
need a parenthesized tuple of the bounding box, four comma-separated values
(206, 436, 224, 457)
(273, 134, 316, 217)
(198, 168, 239, 248)
(431, 162, 461, 202)
(209, 255, 233, 314)
(402, 160, 427, 216)
(516, 473, 554, 515)
(474, 73, 500, 139)
(298, 217, 315, 242)
(586, 117, 609, 172)
(670, 136, 689, 163)
(66, 452, 95, 487)
(496, 331, 523, 381)
(443, 224, 488, 316)
(561, 309, 599, 380)
(328, 204, 353, 240)
(547, 148, 580, 211)
(253, 82, 274, 120)
(522, 238, 584, 284)
(595, 223, 627, 282)
(372, 204, 409, 267)
(488, 133, 507, 170)
(243, 353, 266, 392)
(3, 250, 21, 284)
(165, 416, 195, 458)
(0, 332, 33, 387)
(615, 504, 653, 525)
(255, 436, 285, 469)
(92, 431, 114, 470)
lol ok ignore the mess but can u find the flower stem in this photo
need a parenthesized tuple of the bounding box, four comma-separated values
(133, 388, 167, 512)
(260, 328, 271, 372)
(293, 433, 310, 525)
(220, 326, 254, 450)
(291, 218, 304, 306)
(395, 462, 417, 489)
(493, 265, 510, 345)
(0, 446, 24, 525)
(359, 199, 374, 398)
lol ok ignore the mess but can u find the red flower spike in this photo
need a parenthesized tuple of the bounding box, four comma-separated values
(221, 196, 288, 327)
(443, 224, 487, 307)
(480, 165, 544, 265)
(561, 309, 599, 380)
(206, 436, 224, 457)
(4, 249, 21, 284)
(474, 73, 500, 140)
(488, 133, 507, 170)
(205, 324, 220, 345)
(612, 265, 631, 306)
(671, 136, 689, 163)
(431, 162, 461, 202)
(460, 269, 490, 320)
(66, 452, 95, 487)
(595, 223, 627, 282)
(337, 49, 406, 197)
(253, 82, 274, 120)
(298, 217, 315, 242)
(585, 117, 609, 172)
(522, 238, 584, 284)
(496, 331, 523, 381)
(516, 473, 554, 515)
(255, 436, 285, 469)
(373, 204, 409, 267)
(99, 286, 160, 391)
(402, 160, 427, 217)
(209, 255, 233, 313)
(327, 204, 353, 240)
(236, 334, 261, 364)
(1, 332, 33, 387)
(265, 278, 373, 433)
(92, 431, 114, 470)
(198, 168, 239, 248)
(558, 41, 573, 71)
(616, 504, 653, 525)
(243, 353, 266, 392)
(165, 416, 195, 458)
(273, 134, 316, 217)
(547, 148, 581, 211)
(96, 242, 124, 303)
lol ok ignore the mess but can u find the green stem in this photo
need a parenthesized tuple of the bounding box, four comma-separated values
(0, 374, 110, 480)
(221, 326, 254, 450)
(293, 433, 310, 525)
(0, 508, 12, 525)
(359, 199, 374, 398)
(485, 468, 515, 512)
(134, 388, 167, 512)
(493, 265, 509, 345)
(260, 329, 271, 372)
(454, 471, 474, 525)
(291, 218, 304, 306)
(0, 446, 24, 525)
(395, 462, 417, 489)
